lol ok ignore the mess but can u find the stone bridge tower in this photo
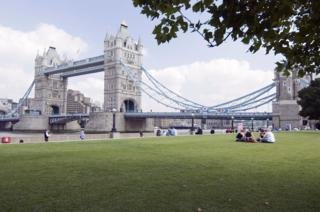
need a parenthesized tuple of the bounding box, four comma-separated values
(32, 47, 68, 115)
(103, 22, 143, 112)
(272, 71, 310, 129)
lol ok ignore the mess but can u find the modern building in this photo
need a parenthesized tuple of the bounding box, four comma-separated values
(66, 89, 91, 114)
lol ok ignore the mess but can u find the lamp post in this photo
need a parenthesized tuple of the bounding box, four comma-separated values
(231, 116, 234, 132)
(266, 118, 269, 128)
(251, 117, 254, 131)
(111, 108, 117, 132)
(191, 113, 195, 134)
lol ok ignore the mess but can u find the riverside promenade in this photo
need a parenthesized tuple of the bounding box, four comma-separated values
(0, 132, 155, 144)
(0, 129, 226, 144)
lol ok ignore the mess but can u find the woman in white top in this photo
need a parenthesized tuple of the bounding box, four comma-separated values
(260, 129, 275, 143)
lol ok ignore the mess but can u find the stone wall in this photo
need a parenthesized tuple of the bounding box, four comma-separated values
(85, 112, 155, 133)
(85, 112, 113, 133)
(272, 100, 301, 129)
(13, 115, 49, 131)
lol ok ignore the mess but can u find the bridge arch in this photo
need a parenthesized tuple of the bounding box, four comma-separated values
(50, 105, 60, 115)
(121, 99, 138, 112)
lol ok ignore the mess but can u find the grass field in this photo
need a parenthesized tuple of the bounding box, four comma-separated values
(0, 132, 319, 212)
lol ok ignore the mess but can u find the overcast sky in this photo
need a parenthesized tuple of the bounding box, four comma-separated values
(0, 0, 280, 112)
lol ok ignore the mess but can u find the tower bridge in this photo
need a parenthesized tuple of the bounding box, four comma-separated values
(0, 23, 311, 132)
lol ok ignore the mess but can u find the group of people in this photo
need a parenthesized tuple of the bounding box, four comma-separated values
(43, 129, 86, 142)
(235, 127, 275, 143)
(156, 127, 178, 136)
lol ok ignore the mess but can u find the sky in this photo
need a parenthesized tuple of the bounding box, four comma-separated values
(0, 0, 281, 112)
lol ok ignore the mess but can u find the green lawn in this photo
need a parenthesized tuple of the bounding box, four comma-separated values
(0, 132, 319, 212)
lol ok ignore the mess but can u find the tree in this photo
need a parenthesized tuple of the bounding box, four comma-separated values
(132, 0, 320, 77)
(297, 79, 320, 123)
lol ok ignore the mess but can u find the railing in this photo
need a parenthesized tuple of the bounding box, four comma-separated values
(49, 113, 89, 124)
(61, 65, 105, 78)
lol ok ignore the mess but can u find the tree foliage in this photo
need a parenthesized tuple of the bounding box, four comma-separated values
(132, 0, 320, 77)
(298, 79, 320, 120)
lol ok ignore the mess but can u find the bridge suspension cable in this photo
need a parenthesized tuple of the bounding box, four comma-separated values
(141, 66, 205, 109)
(139, 64, 276, 112)
(120, 61, 184, 111)
(208, 83, 276, 111)
(6, 80, 35, 117)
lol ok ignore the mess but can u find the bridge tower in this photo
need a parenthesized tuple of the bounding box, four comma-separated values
(272, 71, 309, 129)
(103, 22, 143, 112)
(33, 47, 68, 115)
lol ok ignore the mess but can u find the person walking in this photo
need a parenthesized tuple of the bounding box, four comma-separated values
(44, 130, 50, 142)
(80, 129, 85, 141)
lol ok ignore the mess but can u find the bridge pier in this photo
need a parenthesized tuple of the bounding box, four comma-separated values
(85, 112, 154, 133)
(13, 115, 49, 131)
(0, 121, 13, 131)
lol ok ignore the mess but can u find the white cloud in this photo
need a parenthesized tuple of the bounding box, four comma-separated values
(142, 59, 274, 112)
(0, 23, 87, 101)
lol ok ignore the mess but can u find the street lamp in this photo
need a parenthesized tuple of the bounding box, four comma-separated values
(251, 117, 254, 131)
(231, 116, 234, 131)
(111, 108, 117, 132)
(191, 113, 195, 134)
(266, 118, 269, 128)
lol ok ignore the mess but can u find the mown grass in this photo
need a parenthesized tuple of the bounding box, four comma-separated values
(0, 132, 319, 212)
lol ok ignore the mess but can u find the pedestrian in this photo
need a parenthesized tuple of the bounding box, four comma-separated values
(44, 130, 50, 142)
(139, 130, 144, 137)
(80, 129, 85, 141)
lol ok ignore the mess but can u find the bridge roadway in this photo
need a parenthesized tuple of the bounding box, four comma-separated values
(0, 116, 19, 123)
(1, 112, 272, 125)
(43, 55, 105, 78)
(48, 112, 272, 125)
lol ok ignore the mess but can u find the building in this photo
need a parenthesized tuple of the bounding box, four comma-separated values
(103, 22, 143, 112)
(66, 89, 91, 114)
(0, 98, 17, 115)
(272, 71, 311, 129)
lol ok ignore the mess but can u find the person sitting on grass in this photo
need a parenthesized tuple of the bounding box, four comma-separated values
(244, 130, 256, 143)
(235, 129, 246, 142)
(257, 128, 275, 143)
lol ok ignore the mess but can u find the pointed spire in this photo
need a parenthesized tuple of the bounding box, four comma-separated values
(104, 32, 110, 41)
(116, 22, 129, 39)
(121, 20, 128, 28)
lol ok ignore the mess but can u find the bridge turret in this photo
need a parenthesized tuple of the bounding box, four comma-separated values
(29, 47, 68, 116)
(104, 23, 143, 112)
(272, 70, 311, 130)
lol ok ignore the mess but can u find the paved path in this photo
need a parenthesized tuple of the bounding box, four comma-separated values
(0, 129, 226, 144)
